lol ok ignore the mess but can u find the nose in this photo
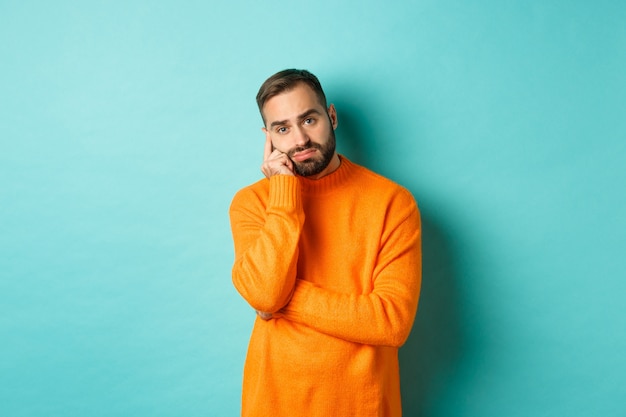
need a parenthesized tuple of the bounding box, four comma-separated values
(293, 126, 310, 147)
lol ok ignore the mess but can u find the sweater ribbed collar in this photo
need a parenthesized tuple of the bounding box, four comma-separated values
(298, 155, 355, 194)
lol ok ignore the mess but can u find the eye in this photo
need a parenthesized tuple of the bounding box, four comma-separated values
(276, 126, 288, 134)
(304, 118, 316, 125)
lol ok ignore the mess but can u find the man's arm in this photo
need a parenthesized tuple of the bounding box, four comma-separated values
(280, 192, 421, 347)
(229, 138, 304, 313)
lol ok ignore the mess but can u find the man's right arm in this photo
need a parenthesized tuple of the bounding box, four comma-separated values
(230, 136, 303, 313)
(229, 174, 304, 313)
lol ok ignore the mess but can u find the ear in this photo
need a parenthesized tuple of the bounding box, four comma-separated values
(328, 104, 338, 130)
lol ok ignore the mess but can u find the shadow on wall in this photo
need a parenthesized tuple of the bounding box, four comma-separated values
(399, 210, 464, 416)
(335, 98, 465, 416)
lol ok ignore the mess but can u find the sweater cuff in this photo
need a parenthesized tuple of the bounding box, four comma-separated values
(269, 175, 301, 209)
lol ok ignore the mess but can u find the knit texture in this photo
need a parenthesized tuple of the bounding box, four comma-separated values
(229, 156, 421, 417)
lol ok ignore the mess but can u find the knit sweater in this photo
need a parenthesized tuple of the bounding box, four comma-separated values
(229, 156, 421, 417)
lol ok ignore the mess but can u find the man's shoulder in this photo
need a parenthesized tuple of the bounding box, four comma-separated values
(345, 160, 420, 226)
(230, 178, 269, 211)
(350, 161, 396, 185)
(236, 177, 269, 194)
(348, 160, 415, 201)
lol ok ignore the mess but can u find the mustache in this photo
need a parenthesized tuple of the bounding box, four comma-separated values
(287, 142, 323, 158)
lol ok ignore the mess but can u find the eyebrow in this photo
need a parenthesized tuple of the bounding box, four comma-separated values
(269, 108, 323, 129)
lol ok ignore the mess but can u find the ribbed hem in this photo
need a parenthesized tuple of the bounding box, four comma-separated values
(268, 175, 301, 208)
(299, 155, 356, 194)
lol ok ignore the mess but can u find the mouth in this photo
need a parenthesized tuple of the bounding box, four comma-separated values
(291, 148, 318, 162)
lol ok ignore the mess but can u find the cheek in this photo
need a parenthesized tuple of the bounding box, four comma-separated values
(312, 125, 331, 141)
(269, 136, 289, 152)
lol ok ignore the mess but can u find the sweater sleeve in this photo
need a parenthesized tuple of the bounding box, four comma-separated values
(229, 175, 305, 313)
(280, 192, 421, 348)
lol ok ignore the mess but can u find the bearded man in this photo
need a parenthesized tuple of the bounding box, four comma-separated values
(229, 69, 422, 417)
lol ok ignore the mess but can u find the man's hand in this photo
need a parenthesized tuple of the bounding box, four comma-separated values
(261, 135, 294, 178)
(256, 309, 286, 321)
(256, 310, 274, 321)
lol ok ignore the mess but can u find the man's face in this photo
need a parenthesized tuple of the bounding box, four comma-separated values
(262, 83, 338, 177)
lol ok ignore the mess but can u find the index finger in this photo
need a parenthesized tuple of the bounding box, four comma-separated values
(263, 133, 273, 161)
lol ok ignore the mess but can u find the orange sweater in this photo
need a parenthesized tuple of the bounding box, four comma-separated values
(229, 156, 421, 417)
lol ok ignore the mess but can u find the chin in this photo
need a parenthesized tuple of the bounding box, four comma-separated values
(295, 160, 328, 177)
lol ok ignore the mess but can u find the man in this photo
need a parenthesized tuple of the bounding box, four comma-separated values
(229, 69, 421, 417)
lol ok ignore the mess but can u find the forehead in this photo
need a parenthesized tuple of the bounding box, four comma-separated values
(262, 83, 325, 124)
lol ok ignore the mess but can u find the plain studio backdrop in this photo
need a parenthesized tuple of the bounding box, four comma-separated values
(1, 1, 624, 416)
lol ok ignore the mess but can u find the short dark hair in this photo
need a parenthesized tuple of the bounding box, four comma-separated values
(256, 69, 328, 124)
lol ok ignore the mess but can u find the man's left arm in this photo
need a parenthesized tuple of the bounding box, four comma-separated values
(280, 195, 421, 348)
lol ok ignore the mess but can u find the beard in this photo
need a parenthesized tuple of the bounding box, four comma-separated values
(287, 128, 336, 177)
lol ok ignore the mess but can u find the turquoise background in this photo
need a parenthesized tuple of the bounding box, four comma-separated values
(1, 1, 624, 416)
